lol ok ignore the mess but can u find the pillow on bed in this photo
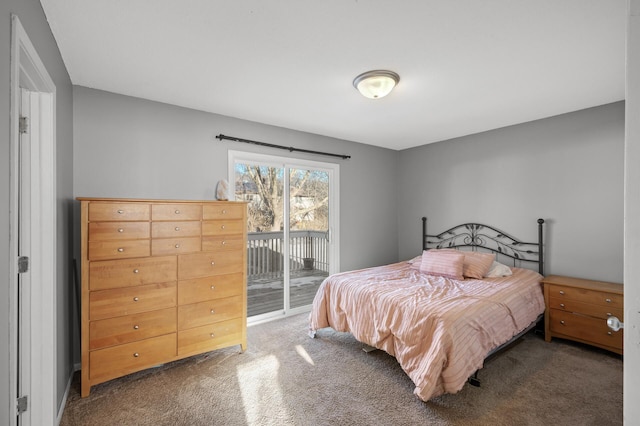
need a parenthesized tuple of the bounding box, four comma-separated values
(439, 249, 495, 279)
(485, 260, 513, 277)
(419, 250, 465, 280)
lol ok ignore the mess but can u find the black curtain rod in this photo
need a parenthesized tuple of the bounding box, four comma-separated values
(215, 134, 351, 160)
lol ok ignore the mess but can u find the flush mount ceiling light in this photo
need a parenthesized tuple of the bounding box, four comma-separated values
(353, 70, 400, 99)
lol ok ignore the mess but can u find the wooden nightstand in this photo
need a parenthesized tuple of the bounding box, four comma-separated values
(542, 275, 623, 355)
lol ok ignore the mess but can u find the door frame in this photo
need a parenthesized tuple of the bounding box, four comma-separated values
(10, 14, 57, 425)
(228, 150, 340, 323)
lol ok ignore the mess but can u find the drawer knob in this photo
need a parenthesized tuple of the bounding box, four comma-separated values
(118, 228, 124, 233)
(608, 331, 612, 336)
(117, 248, 124, 252)
(605, 298, 612, 303)
(210, 285, 215, 290)
(175, 209, 180, 214)
(222, 241, 227, 245)
(559, 290, 565, 295)
(210, 309, 216, 314)
(133, 325, 139, 330)
(175, 227, 180, 231)
(133, 269, 139, 274)
(211, 261, 215, 266)
(560, 320, 565, 325)
(175, 244, 180, 248)
(133, 297, 139, 302)
(560, 303, 565, 308)
(222, 210, 227, 214)
(117, 209, 124, 214)
(133, 353, 139, 358)
(221, 225, 226, 230)
(210, 333, 215, 338)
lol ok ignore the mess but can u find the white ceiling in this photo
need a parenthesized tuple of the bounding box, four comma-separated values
(40, 0, 626, 150)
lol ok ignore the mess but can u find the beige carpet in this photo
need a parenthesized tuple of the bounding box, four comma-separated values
(61, 313, 623, 426)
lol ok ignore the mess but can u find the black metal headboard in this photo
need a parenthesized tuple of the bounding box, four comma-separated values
(422, 217, 545, 275)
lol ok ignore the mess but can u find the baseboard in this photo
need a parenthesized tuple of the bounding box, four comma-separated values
(56, 369, 75, 425)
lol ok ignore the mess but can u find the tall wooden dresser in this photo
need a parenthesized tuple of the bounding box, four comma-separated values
(78, 198, 247, 397)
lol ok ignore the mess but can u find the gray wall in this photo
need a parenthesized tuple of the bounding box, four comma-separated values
(397, 102, 624, 283)
(0, 0, 74, 423)
(73, 86, 400, 272)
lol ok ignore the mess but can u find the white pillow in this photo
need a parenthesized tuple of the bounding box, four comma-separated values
(485, 261, 512, 277)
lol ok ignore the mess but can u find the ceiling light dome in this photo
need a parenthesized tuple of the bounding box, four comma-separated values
(353, 70, 400, 99)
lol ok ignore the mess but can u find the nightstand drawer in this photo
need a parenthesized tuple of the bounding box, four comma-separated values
(548, 297, 623, 320)
(547, 284, 623, 308)
(549, 309, 623, 350)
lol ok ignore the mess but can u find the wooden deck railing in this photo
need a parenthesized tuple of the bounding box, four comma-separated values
(247, 230, 329, 279)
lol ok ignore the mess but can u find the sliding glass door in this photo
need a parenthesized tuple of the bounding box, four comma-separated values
(229, 151, 339, 322)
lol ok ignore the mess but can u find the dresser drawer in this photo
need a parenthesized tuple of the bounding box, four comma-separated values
(151, 221, 201, 238)
(89, 307, 177, 350)
(202, 203, 245, 220)
(202, 235, 244, 252)
(202, 220, 244, 236)
(89, 333, 176, 382)
(89, 202, 150, 222)
(89, 222, 150, 241)
(549, 309, 623, 350)
(151, 237, 201, 256)
(151, 203, 202, 221)
(178, 273, 243, 305)
(89, 282, 176, 321)
(548, 297, 623, 320)
(178, 251, 244, 280)
(89, 256, 177, 291)
(88, 239, 150, 261)
(177, 318, 243, 356)
(547, 284, 623, 308)
(178, 295, 243, 330)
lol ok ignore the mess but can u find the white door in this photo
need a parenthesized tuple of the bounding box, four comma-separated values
(10, 15, 57, 425)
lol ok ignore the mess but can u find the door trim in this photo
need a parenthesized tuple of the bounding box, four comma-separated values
(10, 15, 57, 425)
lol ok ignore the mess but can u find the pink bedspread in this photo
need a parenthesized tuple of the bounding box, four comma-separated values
(308, 261, 545, 401)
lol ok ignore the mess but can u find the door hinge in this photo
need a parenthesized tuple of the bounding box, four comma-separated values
(19, 116, 28, 134)
(18, 256, 29, 273)
(17, 396, 27, 414)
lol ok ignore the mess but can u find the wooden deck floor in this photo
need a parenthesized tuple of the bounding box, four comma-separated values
(247, 269, 328, 317)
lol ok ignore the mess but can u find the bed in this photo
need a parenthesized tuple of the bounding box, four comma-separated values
(308, 217, 546, 402)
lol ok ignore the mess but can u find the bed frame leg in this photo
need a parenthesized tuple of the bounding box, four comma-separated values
(308, 330, 316, 338)
(468, 371, 481, 387)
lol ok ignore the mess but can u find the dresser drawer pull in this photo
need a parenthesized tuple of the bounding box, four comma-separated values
(605, 298, 612, 303)
(133, 325, 139, 330)
(221, 241, 227, 245)
(117, 210, 124, 214)
(210, 309, 216, 314)
(118, 228, 124, 233)
(559, 290, 565, 295)
(221, 225, 226, 230)
(210, 333, 215, 338)
(607, 312, 612, 317)
(607, 331, 612, 336)
(133, 269, 139, 274)
(117, 248, 124, 252)
(175, 209, 180, 214)
(133, 352, 139, 357)
(133, 297, 139, 302)
(175, 227, 180, 231)
(222, 210, 227, 214)
(560, 320, 565, 325)
(210, 285, 215, 290)
(559, 303, 565, 308)
(175, 244, 180, 248)
(211, 261, 215, 266)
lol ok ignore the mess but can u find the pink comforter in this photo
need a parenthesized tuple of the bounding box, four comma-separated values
(308, 261, 545, 401)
